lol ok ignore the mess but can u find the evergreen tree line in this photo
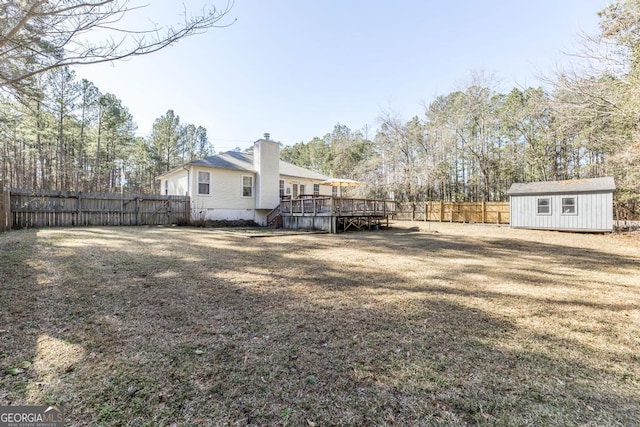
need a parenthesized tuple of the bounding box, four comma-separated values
(0, 67, 213, 193)
(282, 2, 640, 217)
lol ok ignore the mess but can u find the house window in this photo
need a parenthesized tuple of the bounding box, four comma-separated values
(537, 197, 551, 215)
(313, 184, 320, 196)
(300, 184, 305, 196)
(198, 171, 210, 195)
(242, 175, 253, 197)
(279, 180, 285, 198)
(292, 183, 299, 198)
(164, 180, 168, 195)
(332, 186, 338, 197)
(562, 197, 576, 215)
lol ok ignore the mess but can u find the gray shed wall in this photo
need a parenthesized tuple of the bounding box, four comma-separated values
(510, 191, 613, 232)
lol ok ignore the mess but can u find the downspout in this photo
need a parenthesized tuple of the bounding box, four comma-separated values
(183, 165, 191, 222)
(183, 165, 190, 197)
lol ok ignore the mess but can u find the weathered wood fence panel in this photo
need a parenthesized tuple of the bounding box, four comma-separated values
(0, 182, 11, 232)
(395, 201, 511, 224)
(9, 188, 190, 229)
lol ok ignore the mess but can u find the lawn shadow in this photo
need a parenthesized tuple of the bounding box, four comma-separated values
(1, 226, 638, 425)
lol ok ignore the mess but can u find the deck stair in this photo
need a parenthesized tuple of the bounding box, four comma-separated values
(266, 205, 282, 228)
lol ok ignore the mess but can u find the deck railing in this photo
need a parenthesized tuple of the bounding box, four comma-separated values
(280, 196, 396, 217)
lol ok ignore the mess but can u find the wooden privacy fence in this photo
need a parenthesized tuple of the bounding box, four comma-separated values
(0, 183, 10, 232)
(395, 201, 510, 224)
(8, 188, 190, 229)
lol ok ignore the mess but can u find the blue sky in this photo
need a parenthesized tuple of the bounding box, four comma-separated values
(74, 0, 607, 151)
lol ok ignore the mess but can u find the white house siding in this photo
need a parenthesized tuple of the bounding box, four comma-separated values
(281, 175, 335, 197)
(190, 167, 257, 222)
(510, 192, 613, 232)
(157, 138, 334, 225)
(161, 169, 189, 196)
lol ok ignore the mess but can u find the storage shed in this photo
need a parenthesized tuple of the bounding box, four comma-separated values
(507, 177, 616, 232)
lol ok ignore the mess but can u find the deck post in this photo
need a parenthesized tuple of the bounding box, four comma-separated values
(440, 200, 444, 222)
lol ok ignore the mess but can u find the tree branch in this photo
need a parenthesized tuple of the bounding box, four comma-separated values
(0, 0, 236, 94)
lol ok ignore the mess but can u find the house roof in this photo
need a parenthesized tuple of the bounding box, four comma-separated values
(507, 177, 616, 196)
(157, 150, 330, 181)
(190, 151, 255, 172)
(279, 161, 329, 180)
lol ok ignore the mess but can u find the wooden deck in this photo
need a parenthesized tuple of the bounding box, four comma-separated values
(280, 196, 396, 233)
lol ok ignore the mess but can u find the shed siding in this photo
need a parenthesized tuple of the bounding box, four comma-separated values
(510, 192, 613, 231)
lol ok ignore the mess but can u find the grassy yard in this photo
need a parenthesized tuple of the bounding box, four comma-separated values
(1, 223, 639, 426)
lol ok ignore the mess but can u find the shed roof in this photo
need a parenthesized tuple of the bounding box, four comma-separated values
(507, 177, 616, 196)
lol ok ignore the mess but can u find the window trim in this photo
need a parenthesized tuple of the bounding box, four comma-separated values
(241, 175, 254, 198)
(279, 180, 285, 198)
(313, 183, 320, 196)
(536, 197, 551, 215)
(561, 197, 577, 215)
(197, 171, 211, 196)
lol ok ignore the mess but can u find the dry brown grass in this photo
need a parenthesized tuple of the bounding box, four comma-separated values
(1, 223, 639, 426)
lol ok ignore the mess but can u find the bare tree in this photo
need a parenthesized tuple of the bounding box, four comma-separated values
(0, 0, 235, 94)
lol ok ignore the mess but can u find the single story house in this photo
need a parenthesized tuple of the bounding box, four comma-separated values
(507, 177, 616, 232)
(157, 134, 339, 225)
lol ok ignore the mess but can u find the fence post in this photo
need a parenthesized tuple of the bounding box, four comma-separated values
(76, 192, 82, 226)
(185, 196, 191, 224)
(0, 182, 4, 232)
(135, 197, 141, 225)
(7, 187, 12, 231)
(0, 182, 10, 232)
(482, 201, 486, 224)
(411, 203, 416, 221)
(424, 203, 428, 222)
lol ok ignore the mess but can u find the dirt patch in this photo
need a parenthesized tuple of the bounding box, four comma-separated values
(209, 227, 328, 238)
(1, 224, 638, 425)
(192, 219, 260, 228)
